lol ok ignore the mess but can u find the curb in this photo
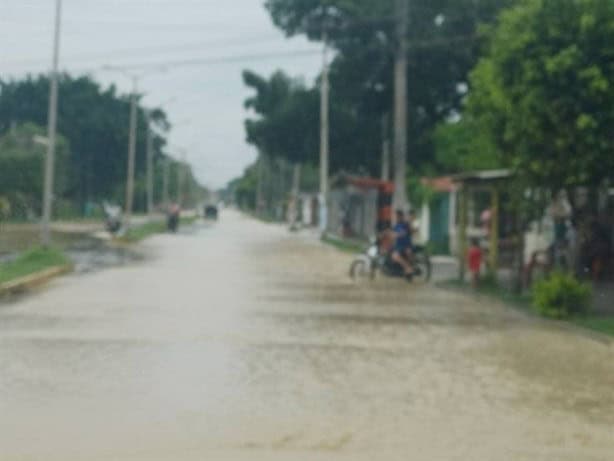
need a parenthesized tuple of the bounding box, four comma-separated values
(0, 264, 73, 297)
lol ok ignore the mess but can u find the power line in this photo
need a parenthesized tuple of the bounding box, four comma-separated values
(93, 49, 322, 72)
(1, 34, 285, 67)
(90, 34, 475, 73)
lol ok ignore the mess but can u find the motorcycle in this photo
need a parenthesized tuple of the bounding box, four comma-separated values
(350, 237, 432, 283)
(102, 202, 122, 235)
(167, 204, 180, 233)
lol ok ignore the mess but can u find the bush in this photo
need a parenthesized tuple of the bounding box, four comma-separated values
(532, 272, 592, 319)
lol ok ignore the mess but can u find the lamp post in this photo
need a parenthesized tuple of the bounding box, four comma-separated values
(101, 66, 166, 229)
(41, 0, 63, 247)
(319, 30, 330, 233)
(146, 97, 177, 215)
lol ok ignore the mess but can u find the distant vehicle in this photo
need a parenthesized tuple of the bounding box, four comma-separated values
(204, 205, 218, 220)
(102, 202, 122, 235)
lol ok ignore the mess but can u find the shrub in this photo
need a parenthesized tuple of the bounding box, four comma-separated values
(480, 272, 499, 290)
(532, 272, 592, 319)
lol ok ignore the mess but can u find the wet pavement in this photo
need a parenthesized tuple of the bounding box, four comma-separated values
(1, 210, 613, 460)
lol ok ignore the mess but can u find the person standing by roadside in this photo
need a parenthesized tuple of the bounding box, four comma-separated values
(468, 237, 483, 289)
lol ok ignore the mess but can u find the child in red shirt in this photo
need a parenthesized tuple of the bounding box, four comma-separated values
(467, 238, 483, 288)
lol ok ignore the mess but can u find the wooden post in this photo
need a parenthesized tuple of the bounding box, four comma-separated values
(458, 186, 468, 282)
(489, 186, 500, 276)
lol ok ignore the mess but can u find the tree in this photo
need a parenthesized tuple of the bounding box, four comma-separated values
(243, 69, 382, 175)
(0, 123, 70, 218)
(265, 0, 515, 173)
(0, 74, 171, 209)
(234, 164, 259, 211)
(467, 0, 614, 190)
(433, 117, 501, 173)
(243, 70, 319, 166)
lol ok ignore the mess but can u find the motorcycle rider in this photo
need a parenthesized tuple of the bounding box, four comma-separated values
(167, 202, 180, 233)
(391, 209, 414, 277)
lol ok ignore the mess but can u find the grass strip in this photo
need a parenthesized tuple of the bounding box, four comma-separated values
(571, 317, 614, 336)
(120, 220, 166, 243)
(0, 247, 70, 285)
(119, 216, 200, 243)
(438, 279, 533, 311)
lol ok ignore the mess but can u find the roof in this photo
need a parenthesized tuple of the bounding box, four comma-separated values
(452, 169, 513, 183)
(331, 173, 394, 191)
(421, 176, 456, 193)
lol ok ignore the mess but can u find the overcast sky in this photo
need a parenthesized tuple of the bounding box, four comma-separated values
(0, 0, 321, 189)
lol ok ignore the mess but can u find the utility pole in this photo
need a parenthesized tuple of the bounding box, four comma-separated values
(177, 150, 187, 207)
(319, 29, 330, 233)
(124, 77, 138, 230)
(41, 0, 62, 247)
(162, 157, 170, 209)
(146, 111, 154, 216)
(278, 157, 287, 220)
(101, 66, 166, 227)
(290, 162, 301, 228)
(381, 113, 391, 181)
(256, 153, 265, 214)
(393, 0, 409, 211)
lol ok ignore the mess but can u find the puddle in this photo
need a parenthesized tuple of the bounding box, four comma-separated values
(0, 226, 145, 275)
(65, 238, 145, 274)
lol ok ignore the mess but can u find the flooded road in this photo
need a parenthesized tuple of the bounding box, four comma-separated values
(1, 220, 147, 273)
(1, 210, 613, 460)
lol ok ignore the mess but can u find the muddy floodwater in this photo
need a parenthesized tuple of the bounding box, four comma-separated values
(0, 222, 144, 273)
(1, 211, 613, 460)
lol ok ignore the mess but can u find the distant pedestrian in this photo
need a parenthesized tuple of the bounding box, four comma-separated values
(468, 237, 483, 289)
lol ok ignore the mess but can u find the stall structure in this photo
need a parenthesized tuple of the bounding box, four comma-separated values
(327, 175, 394, 241)
(452, 170, 513, 281)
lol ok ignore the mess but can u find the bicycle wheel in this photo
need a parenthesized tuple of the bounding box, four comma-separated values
(412, 252, 432, 283)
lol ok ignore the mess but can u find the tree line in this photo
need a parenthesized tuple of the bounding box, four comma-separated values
(0, 74, 205, 220)
(233, 0, 614, 212)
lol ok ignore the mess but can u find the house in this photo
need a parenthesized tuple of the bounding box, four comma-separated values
(419, 176, 457, 254)
(327, 174, 394, 241)
(298, 193, 319, 227)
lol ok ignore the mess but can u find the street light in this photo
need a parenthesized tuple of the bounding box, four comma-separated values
(144, 97, 177, 216)
(41, 0, 63, 247)
(166, 113, 197, 208)
(319, 29, 330, 234)
(101, 65, 166, 229)
(125, 76, 139, 229)
(168, 145, 189, 207)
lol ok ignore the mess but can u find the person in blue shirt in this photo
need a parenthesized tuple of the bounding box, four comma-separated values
(391, 209, 414, 276)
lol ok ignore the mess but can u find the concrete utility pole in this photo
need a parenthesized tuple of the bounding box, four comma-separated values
(381, 113, 391, 181)
(41, 0, 63, 247)
(101, 66, 166, 227)
(256, 153, 265, 214)
(162, 157, 170, 209)
(290, 162, 301, 228)
(146, 112, 154, 216)
(177, 150, 187, 206)
(393, 0, 409, 211)
(319, 30, 330, 233)
(124, 77, 138, 230)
